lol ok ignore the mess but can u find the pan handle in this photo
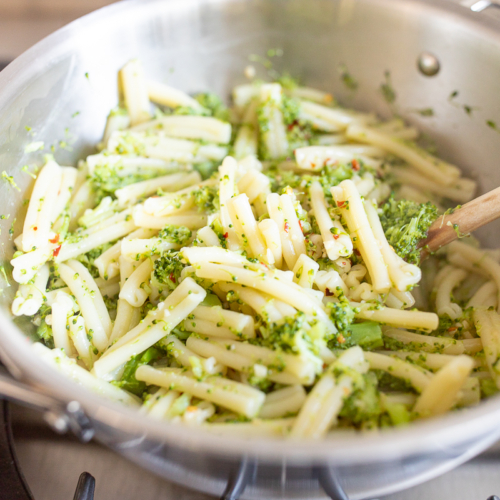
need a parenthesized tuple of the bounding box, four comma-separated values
(461, 0, 500, 12)
(0, 372, 94, 442)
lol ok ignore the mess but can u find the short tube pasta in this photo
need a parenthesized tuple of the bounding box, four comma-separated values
(135, 366, 265, 418)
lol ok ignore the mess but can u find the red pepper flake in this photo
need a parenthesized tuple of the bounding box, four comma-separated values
(337, 201, 346, 208)
(33, 226, 38, 231)
(337, 334, 346, 344)
(49, 234, 59, 244)
(223, 232, 229, 239)
(351, 159, 360, 171)
(284, 222, 290, 233)
(448, 327, 458, 333)
(169, 273, 176, 283)
(325, 288, 334, 296)
(333, 234, 339, 240)
(53, 245, 61, 257)
(298, 220, 304, 233)
(287, 120, 299, 131)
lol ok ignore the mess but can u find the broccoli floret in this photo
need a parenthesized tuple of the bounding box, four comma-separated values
(113, 347, 162, 396)
(265, 166, 305, 193)
(379, 195, 438, 265)
(318, 162, 366, 197)
(193, 161, 220, 180)
(36, 319, 53, 345)
(326, 295, 358, 348)
(210, 219, 228, 249)
(194, 93, 230, 122)
(153, 250, 186, 290)
(281, 95, 301, 125)
(193, 185, 219, 213)
(339, 372, 382, 426)
(90, 158, 160, 201)
(76, 242, 114, 278)
(158, 225, 192, 245)
(349, 321, 383, 350)
(258, 313, 310, 353)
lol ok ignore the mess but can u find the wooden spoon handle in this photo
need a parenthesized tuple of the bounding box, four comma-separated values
(419, 185, 500, 256)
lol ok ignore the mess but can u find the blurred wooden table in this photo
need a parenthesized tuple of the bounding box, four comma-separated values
(0, 0, 117, 63)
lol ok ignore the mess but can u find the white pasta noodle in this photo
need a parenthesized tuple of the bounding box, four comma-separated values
(309, 181, 352, 261)
(22, 160, 62, 253)
(413, 356, 474, 417)
(292, 254, 319, 289)
(147, 80, 203, 110)
(51, 291, 78, 356)
(115, 171, 200, 207)
(472, 310, 500, 389)
(136, 366, 265, 418)
(33, 343, 139, 406)
(346, 124, 460, 185)
(11, 264, 49, 316)
(259, 385, 307, 419)
(130, 115, 231, 144)
(93, 278, 205, 378)
(364, 199, 421, 291)
(234, 100, 259, 159)
(294, 146, 380, 171)
(331, 180, 391, 293)
(434, 266, 467, 319)
(58, 260, 112, 352)
(119, 258, 154, 307)
(119, 59, 151, 126)
(259, 83, 288, 159)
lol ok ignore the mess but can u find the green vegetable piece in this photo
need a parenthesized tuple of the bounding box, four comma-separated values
(385, 401, 410, 426)
(349, 321, 383, 350)
(158, 225, 192, 245)
(379, 195, 438, 265)
(114, 347, 162, 396)
(200, 292, 222, 308)
(153, 250, 186, 290)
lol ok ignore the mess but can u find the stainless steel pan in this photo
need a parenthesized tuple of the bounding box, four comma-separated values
(1, 1, 500, 498)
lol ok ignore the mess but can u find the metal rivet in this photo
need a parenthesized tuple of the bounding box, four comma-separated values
(417, 52, 440, 77)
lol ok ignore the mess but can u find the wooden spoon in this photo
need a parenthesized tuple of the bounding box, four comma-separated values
(419, 186, 500, 258)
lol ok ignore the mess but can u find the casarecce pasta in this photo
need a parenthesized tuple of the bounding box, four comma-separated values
(9, 58, 499, 438)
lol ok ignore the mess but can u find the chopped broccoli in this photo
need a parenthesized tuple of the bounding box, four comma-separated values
(210, 219, 228, 249)
(193, 161, 220, 180)
(76, 242, 114, 278)
(281, 95, 301, 125)
(480, 378, 499, 398)
(90, 156, 163, 200)
(318, 162, 366, 197)
(36, 319, 53, 346)
(113, 347, 162, 396)
(339, 372, 382, 426)
(153, 250, 186, 290)
(193, 185, 219, 213)
(200, 292, 222, 307)
(194, 93, 230, 122)
(326, 295, 358, 348)
(349, 322, 383, 350)
(257, 313, 311, 354)
(385, 401, 410, 426)
(265, 166, 305, 193)
(379, 195, 438, 265)
(158, 225, 192, 245)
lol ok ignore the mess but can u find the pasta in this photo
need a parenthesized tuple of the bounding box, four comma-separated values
(10, 58, 498, 439)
